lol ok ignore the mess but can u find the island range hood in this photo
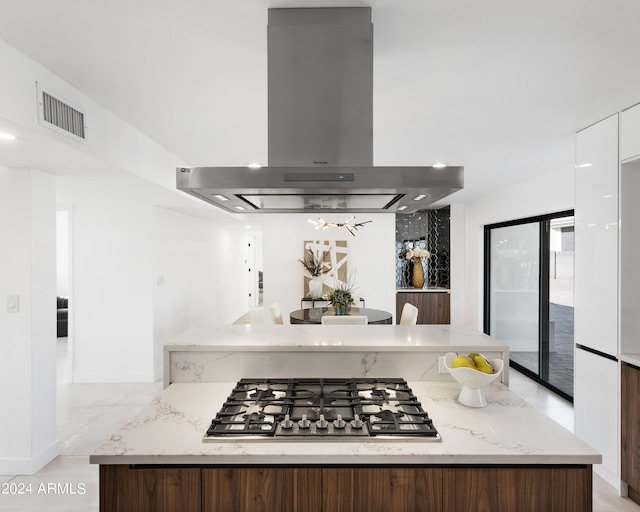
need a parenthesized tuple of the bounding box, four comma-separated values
(177, 7, 463, 214)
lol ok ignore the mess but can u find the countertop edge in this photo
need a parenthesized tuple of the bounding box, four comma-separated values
(89, 453, 601, 466)
(164, 344, 508, 352)
(396, 288, 450, 293)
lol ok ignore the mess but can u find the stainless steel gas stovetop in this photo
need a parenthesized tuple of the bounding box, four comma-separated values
(203, 378, 441, 442)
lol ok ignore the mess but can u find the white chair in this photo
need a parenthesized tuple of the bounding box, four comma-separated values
(269, 302, 283, 324)
(399, 303, 419, 325)
(351, 296, 363, 308)
(321, 315, 368, 325)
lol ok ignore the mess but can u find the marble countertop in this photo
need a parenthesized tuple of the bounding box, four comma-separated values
(90, 381, 600, 466)
(397, 287, 450, 293)
(165, 325, 508, 353)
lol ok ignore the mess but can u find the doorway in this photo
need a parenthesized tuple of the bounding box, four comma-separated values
(484, 210, 575, 400)
(56, 208, 72, 383)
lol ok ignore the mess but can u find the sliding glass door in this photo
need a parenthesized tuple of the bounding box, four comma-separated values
(484, 211, 574, 400)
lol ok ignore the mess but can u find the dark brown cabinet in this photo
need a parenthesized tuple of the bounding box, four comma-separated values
(323, 467, 443, 511)
(203, 467, 322, 512)
(442, 466, 591, 512)
(99, 464, 591, 512)
(622, 362, 640, 505)
(396, 292, 450, 324)
(99, 465, 201, 512)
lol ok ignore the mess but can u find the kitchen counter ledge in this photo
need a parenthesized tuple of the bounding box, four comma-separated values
(164, 325, 510, 387)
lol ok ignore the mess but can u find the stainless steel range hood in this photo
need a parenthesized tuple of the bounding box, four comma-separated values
(176, 7, 463, 214)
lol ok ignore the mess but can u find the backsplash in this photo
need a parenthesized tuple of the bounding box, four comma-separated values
(395, 207, 450, 289)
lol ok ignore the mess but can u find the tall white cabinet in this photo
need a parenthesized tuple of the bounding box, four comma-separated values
(574, 102, 640, 496)
(574, 113, 620, 489)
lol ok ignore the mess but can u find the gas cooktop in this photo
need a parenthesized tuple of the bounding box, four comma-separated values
(203, 378, 441, 442)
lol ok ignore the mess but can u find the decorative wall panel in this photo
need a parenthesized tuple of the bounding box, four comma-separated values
(395, 207, 450, 289)
(302, 240, 347, 297)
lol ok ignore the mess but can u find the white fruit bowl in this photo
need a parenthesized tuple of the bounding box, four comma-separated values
(443, 352, 504, 407)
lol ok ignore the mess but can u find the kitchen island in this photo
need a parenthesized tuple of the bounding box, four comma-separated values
(164, 324, 510, 387)
(90, 380, 600, 511)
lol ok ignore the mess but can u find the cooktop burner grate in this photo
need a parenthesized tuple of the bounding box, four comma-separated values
(204, 378, 440, 440)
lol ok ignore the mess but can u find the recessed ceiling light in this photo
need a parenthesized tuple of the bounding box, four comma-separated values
(397, 205, 408, 211)
(234, 205, 247, 211)
(213, 194, 229, 201)
(433, 162, 447, 169)
(576, 163, 592, 168)
(247, 163, 262, 169)
(246, 225, 251, 229)
(413, 194, 426, 201)
(0, 132, 16, 141)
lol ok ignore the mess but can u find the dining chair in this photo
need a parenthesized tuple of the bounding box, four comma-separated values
(269, 302, 284, 324)
(399, 303, 419, 325)
(321, 315, 368, 325)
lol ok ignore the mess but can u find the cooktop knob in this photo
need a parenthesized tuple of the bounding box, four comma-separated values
(280, 414, 294, 430)
(298, 414, 311, 429)
(350, 414, 364, 429)
(316, 414, 329, 429)
(333, 415, 346, 429)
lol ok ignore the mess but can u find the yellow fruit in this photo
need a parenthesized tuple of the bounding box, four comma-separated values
(468, 352, 480, 360)
(452, 355, 475, 369)
(473, 355, 494, 374)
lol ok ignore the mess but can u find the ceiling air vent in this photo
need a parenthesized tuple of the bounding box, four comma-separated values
(36, 82, 87, 144)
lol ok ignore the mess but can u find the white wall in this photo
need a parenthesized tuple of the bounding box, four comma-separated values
(71, 204, 155, 382)
(152, 208, 249, 377)
(461, 165, 575, 329)
(449, 203, 465, 326)
(70, 204, 250, 383)
(260, 213, 397, 322)
(0, 167, 58, 475)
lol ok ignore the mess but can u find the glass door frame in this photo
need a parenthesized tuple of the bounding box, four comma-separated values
(483, 209, 574, 402)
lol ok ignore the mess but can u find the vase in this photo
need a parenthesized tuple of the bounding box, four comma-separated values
(412, 257, 424, 289)
(334, 303, 351, 316)
(308, 276, 323, 299)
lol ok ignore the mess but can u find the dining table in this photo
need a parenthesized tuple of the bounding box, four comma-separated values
(289, 307, 393, 325)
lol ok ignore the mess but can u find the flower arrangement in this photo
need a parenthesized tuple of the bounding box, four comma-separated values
(404, 247, 430, 260)
(327, 271, 357, 315)
(299, 247, 331, 277)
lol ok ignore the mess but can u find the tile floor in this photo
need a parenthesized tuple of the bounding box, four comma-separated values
(0, 338, 636, 511)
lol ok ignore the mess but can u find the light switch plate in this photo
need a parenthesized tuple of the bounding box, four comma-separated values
(438, 356, 447, 374)
(7, 294, 19, 313)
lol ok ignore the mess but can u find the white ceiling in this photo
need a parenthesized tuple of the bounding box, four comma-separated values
(2, 0, 640, 210)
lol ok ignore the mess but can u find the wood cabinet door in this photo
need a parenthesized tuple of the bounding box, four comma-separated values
(442, 466, 591, 512)
(396, 293, 450, 324)
(100, 465, 201, 512)
(622, 362, 640, 502)
(324, 467, 443, 512)
(202, 467, 322, 512)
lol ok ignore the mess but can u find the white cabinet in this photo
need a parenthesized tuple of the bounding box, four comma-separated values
(620, 103, 640, 161)
(620, 159, 640, 354)
(574, 348, 619, 488)
(574, 114, 619, 357)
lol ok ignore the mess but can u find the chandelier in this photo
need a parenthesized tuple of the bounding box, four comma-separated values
(307, 217, 372, 236)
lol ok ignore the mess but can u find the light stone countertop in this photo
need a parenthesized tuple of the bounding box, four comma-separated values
(396, 287, 450, 293)
(90, 380, 600, 466)
(165, 324, 506, 352)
